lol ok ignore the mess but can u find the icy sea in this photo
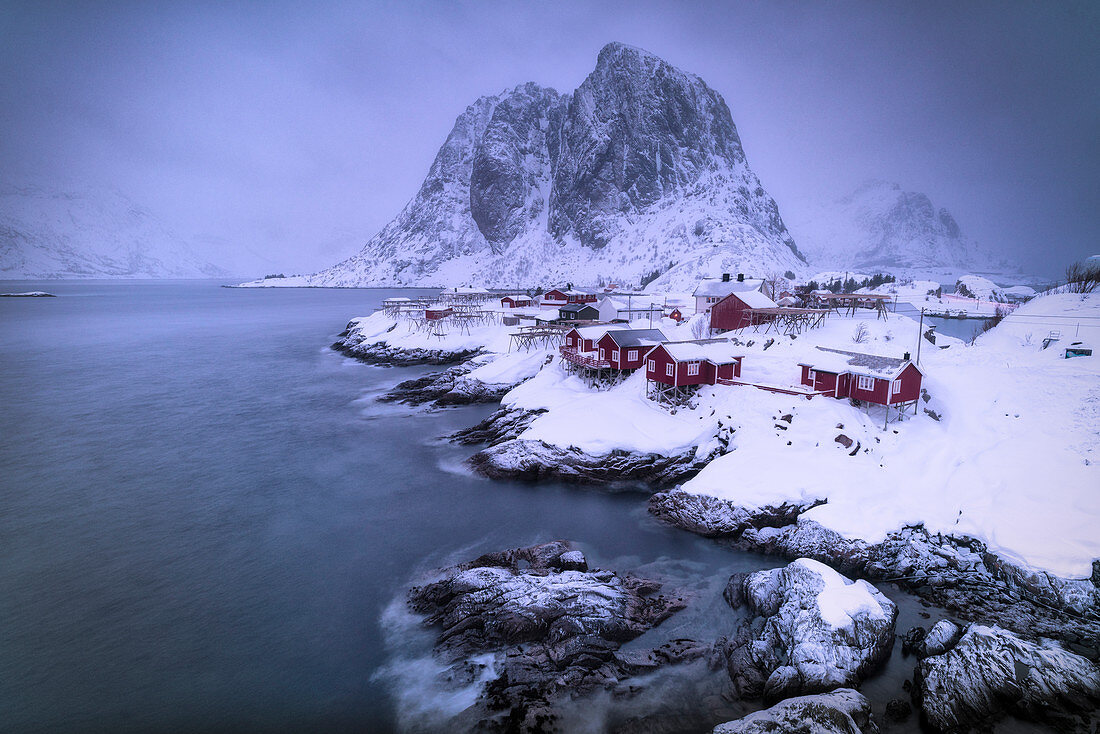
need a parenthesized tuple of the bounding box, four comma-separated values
(0, 281, 1039, 733)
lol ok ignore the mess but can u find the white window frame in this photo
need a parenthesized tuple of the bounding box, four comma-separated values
(665, 363, 674, 377)
(628, 349, 638, 362)
(599, 348, 605, 360)
(807, 369, 816, 381)
(687, 362, 700, 376)
(857, 375, 875, 391)
(647, 359, 656, 372)
(611, 350, 619, 362)
(891, 379, 902, 393)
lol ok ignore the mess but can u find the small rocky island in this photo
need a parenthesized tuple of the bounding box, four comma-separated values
(1, 291, 56, 297)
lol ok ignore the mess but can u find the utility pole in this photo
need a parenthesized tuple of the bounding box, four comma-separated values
(916, 308, 925, 364)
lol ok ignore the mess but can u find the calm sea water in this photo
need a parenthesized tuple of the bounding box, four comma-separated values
(0, 281, 774, 733)
(0, 281, 1043, 733)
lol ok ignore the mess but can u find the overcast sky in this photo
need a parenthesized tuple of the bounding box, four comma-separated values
(1, 0, 1096, 276)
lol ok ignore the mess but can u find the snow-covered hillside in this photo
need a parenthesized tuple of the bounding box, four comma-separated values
(0, 185, 229, 279)
(245, 43, 806, 289)
(786, 180, 1018, 281)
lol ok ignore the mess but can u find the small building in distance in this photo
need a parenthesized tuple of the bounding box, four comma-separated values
(557, 303, 601, 322)
(542, 288, 598, 307)
(500, 295, 534, 308)
(596, 296, 664, 323)
(595, 328, 669, 371)
(693, 273, 765, 313)
(709, 289, 778, 332)
(798, 347, 924, 411)
(425, 307, 454, 321)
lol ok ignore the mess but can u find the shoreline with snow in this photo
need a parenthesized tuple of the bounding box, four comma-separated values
(329, 285, 1100, 729)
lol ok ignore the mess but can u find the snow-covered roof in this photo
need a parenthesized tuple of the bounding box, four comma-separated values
(501, 294, 530, 301)
(799, 346, 917, 379)
(604, 328, 668, 348)
(777, 296, 799, 306)
(570, 324, 628, 340)
(723, 289, 778, 309)
(659, 340, 744, 364)
(692, 278, 764, 298)
(559, 302, 599, 313)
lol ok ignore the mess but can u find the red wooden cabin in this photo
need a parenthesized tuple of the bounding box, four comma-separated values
(500, 295, 533, 308)
(543, 288, 597, 305)
(709, 290, 778, 332)
(669, 308, 683, 322)
(798, 347, 923, 407)
(425, 307, 454, 320)
(595, 328, 668, 371)
(645, 341, 743, 387)
(562, 325, 625, 354)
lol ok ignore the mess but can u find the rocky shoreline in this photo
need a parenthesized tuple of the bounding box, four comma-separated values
(650, 489, 1100, 658)
(331, 318, 482, 366)
(454, 406, 719, 487)
(404, 541, 707, 731)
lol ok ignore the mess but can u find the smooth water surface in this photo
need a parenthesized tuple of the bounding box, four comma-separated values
(1, 281, 778, 733)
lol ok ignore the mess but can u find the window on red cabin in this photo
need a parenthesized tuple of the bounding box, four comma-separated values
(599, 348, 605, 360)
(891, 379, 902, 393)
(857, 375, 875, 391)
(612, 350, 619, 362)
(687, 362, 700, 376)
(807, 369, 816, 381)
(628, 349, 638, 361)
(648, 359, 655, 372)
(665, 363, 674, 377)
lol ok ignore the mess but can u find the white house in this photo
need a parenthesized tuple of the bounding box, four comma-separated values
(596, 296, 664, 323)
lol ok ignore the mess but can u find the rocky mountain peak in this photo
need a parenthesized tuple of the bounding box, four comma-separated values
(307, 43, 805, 288)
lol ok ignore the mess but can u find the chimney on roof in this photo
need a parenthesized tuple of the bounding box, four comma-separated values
(737, 273, 745, 282)
(722, 273, 731, 282)
(903, 351, 911, 361)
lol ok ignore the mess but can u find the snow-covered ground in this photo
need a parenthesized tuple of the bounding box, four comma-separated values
(483, 294, 1100, 580)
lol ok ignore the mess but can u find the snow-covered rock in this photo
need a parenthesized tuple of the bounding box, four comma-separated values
(0, 185, 229, 278)
(469, 437, 715, 487)
(652, 490, 1100, 653)
(254, 42, 805, 289)
(331, 315, 483, 366)
(406, 541, 698, 730)
(902, 619, 963, 659)
(379, 352, 551, 406)
(917, 624, 1100, 731)
(720, 558, 898, 701)
(0, 291, 55, 296)
(712, 688, 877, 734)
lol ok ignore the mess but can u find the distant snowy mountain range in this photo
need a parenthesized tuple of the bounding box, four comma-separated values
(786, 179, 1019, 282)
(0, 185, 229, 279)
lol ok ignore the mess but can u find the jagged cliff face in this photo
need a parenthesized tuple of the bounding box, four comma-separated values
(311, 42, 805, 288)
(787, 180, 1007, 276)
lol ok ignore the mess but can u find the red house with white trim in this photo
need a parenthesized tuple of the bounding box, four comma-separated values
(543, 288, 597, 306)
(709, 290, 778, 332)
(645, 341, 743, 387)
(562, 324, 626, 354)
(500, 295, 533, 308)
(595, 328, 668, 371)
(798, 347, 924, 408)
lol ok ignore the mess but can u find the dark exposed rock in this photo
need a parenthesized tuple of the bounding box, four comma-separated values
(331, 318, 482, 366)
(915, 624, 1100, 732)
(649, 490, 1100, 653)
(884, 698, 912, 723)
(718, 559, 897, 702)
(469, 439, 716, 488)
(451, 406, 547, 446)
(378, 354, 544, 406)
(834, 434, 854, 449)
(406, 541, 694, 731)
(712, 688, 879, 734)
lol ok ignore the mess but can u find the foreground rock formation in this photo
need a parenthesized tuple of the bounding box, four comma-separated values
(713, 688, 878, 734)
(406, 541, 701, 730)
(915, 624, 1100, 732)
(719, 559, 897, 702)
(650, 489, 1100, 653)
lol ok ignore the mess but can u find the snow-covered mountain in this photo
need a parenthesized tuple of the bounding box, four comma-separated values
(0, 185, 229, 279)
(785, 180, 1015, 279)
(301, 43, 806, 289)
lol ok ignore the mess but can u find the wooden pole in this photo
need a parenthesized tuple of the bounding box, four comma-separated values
(916, 308, 925, 365)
